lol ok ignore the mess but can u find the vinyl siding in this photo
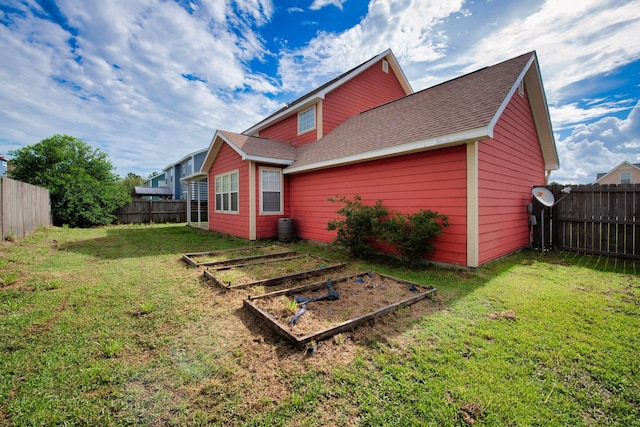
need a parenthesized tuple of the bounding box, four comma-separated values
(258, 59, 407, 145)
(477, 87, 545, 264)
(322, 59, 407, 137)
(208, 143, 250, 239)
(288, 145, 468, 266)
(254, 164, 291, 238)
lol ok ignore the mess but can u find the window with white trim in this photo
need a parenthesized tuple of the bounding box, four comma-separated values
(215, 170, 239, 213)
(260, 168, 283, 214)
(298, 106, 316, 134)
(621, 172, 631, 184)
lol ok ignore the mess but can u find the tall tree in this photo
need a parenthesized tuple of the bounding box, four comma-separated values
(8, 134, 129, 227)
(120, 172, 145, 196)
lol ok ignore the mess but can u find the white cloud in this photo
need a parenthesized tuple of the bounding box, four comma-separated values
(551, 101, 640, 184)
(310, 0, 348, 10)
(550, 100, 636, 129)
(458, 0, 640, 103)
(276, 0, 464, 93)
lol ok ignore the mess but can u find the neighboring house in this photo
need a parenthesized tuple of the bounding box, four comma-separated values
(199, 49, 559, 268)
(0, 154, 8, 176)
(163, 148, 208, 200)
(595, 161, 640, 184)
(136, 173, 170, 200)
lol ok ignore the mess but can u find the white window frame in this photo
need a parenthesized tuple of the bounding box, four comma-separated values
(621, 172, 631, 184)
(259, 167, 283, 215)
(297, 106, 316, 135)
(214, 170, 239, 214)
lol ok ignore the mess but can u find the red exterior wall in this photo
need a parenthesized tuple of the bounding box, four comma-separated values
(259, 59, 407, 145)
(322, 60, 407, 136)
(254, 164, 291, 238)
(259, 112, 317, 147)
(477, 88, 545, 264)
(288, 146, 468, 266)
(208, 143, 250, 239)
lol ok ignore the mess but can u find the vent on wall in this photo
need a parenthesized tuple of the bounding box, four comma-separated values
(382, 59, 389, 73)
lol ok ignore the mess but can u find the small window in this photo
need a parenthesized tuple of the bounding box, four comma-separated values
(382, 59, 389, 73)
(298, 106, 315, 134)
(621, 172, 631, 184)
(215, 170, 239, 213)
(260, 168, 283, 214)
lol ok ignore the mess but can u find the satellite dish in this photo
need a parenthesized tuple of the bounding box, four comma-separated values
(532, 187, 554, 207)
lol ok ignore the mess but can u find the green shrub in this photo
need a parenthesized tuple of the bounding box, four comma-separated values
(326, 195, 388, 259)
(383, 209, 448, 268)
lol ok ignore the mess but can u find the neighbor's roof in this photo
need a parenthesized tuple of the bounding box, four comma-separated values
(286, 51, 558, 173)
(133, 186, 173, 197)
(243, 49, 413, 136)
(595, 161, 640, 183)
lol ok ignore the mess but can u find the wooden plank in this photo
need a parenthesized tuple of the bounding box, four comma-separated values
(244, 273, 437, 347)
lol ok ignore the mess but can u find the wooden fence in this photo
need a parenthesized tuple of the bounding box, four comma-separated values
(114, 200, 208, 224)
(0, 176, 52, 239)
(533, 184, 640, 259)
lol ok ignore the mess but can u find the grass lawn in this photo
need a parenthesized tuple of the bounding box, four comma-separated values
(0, 223, 638, 426)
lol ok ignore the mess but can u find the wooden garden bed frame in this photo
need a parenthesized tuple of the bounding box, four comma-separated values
(181, 245, 295, 267)
(243, 272, 437, 347)
(202, 254, 346, 290)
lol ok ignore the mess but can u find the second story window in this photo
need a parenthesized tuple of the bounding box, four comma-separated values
(298, 106, 316, 134)
(621, 172, 631, 184)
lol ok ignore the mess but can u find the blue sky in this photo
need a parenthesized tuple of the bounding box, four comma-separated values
(0, 0, 639, 184)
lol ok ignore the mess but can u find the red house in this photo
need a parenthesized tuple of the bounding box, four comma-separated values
(199, 49, 559, 268)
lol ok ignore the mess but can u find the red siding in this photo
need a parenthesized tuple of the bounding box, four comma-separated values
(477, 88, 545, 264)
(259, 59, 407, 145)
(288, 146, 468, 266)
(323, 60, 407, 136)
(208, 144, 250, 239)
(259, 112, 317, 147)
(254, 164, 291, 238)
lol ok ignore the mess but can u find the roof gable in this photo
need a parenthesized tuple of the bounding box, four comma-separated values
(595, 160, 640, 183)
(285, 51, 558, 173)
(200, 130, 296, 174)
(244, 49, 412, 136)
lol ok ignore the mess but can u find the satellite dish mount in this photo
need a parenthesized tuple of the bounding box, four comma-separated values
(531, 186, 571, 254)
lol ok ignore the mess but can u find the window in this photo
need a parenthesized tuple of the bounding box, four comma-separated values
(215, 170, 239, 213)
(621, 172, 631, 184)
(298, 106, 315, 134)
(260, 168, 282, 214)
(382, 59, 389, 73)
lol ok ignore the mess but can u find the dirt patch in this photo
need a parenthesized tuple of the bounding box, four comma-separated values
(245, 272, 436, 345)
(486, 310, 517, 321)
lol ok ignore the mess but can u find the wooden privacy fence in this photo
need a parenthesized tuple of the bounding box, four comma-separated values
(0, 176, 52, 239)
(115, 200, 208, 224)
(533, 184, 640, 259)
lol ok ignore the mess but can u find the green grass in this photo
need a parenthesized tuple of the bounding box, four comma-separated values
(0, 223, 638, 426)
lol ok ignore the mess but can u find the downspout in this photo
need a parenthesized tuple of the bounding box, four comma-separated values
(249, 161, 256, 240)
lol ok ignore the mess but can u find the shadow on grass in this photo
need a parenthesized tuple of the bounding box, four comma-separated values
(59, 224, 251, 259)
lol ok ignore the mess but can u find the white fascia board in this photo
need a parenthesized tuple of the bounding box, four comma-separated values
(244, 155, 294, 165)
(180, 172, 208, 183)
(284, 127, 489, 174)
(245, 50, 398, 135)
(487, 54, 535, 136)
(216, 132, 294, 166)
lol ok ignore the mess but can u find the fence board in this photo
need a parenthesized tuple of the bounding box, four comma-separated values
(0, 176, 52, 239)
(544, 183, 640, 259)
(114, 200, 208, 224)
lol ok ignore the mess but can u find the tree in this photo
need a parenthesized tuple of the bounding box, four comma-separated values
(8, 134, 129, 227)
(120, 172, 145, 197)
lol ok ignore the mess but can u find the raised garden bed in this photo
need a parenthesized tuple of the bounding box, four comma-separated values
(244, 272, 437, 346)
(203, 254, 346, 290)
(182, 245, 295, 267)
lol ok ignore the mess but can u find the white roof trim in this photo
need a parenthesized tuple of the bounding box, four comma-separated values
(244, 49, 412, 135)
(284, 126, 489, 174)
(162, 147, 208, 171)
(217, 132, 294, 165)
(595, 160, 640, 183)
(181, 172, 208, 182)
